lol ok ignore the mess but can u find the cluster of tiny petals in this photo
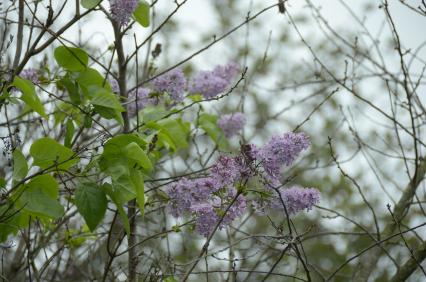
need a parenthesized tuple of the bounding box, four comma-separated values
(259, 132, 310, 179)
(218, 112, 246, 138)
(167, 156, 247, 237)
(189, 62, 240, 99)
(20, 68, 39, 84)
(127, 87, 157, 117)
(152, 68, 186, 102)
(166, 132, 318, 237)
(109, 0, 138, 26)
(193, 190, 246, 237)
(167, 178, 193, 217)
(166, 177, 220, 218)
(210, 155, 241, 187)
(220, 188, 247, 226)
(193, 204, 218, 237)
(106, 63, 240, 120)
(213, 61, 240, 82)
(270, 186, 320, 215)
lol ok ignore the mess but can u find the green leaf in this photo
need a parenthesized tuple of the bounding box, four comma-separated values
(124, 142, 152, 171)
(130, 169, 145, 216)
(133, 0, 150, 27)
(75, 182, 107, 231)
(12, 76, 46, 118)
(91, 87, 124, 111)
(99, 135, 152, 188)
(102, 161, 129, 183)
(113, 175, 135, 203)
(0, 178, 5, 188)
(76, 68, 107, 89)
(116, 201, 130, 235)
(54, 46, 88, 71)
(156, 132, 176, 151)
(12, 149, 28, 181)
(101, 183, 130, 235)
(54, 102, 81, 126)
(99, 134, 151, 216)
(158, 118, 189, 149)
(138, 105, 168, 123)
(19, 175, 63, 219)
(81, 0, 101, 9)
(0, 203, 22, 242)
(102, 134, 147, 157)
(83, 114, 93, 128)
(58, 77, 81, 104)
(94, 106, 124, 125)
(199, 113, 229, 150)
(30, 137, 79, 170)
(64, 119, 75, 148)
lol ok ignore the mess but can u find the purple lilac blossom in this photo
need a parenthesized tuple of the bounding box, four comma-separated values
(192, 177, 221, 195)
(167, 178, 195, 217)
(241, 144, 260, 163)
(152, 68, 186, 102)
(270, 186, 320, 215)
(234, 155, 254, 179)
(210, 155, 241, 187)
(166, 132, 319, 237)
(217, 112, 246, 138)
(189, 62, 240, 99)
(192, 203, 218, 237)
(258, 132, 310, 180)
(166, 177, 219, 217)
(109, 0, 138, 26)
(191, 191, 246, 237)
(220, 188, 247, 226)
(166, 159, 248, 237)
(127, 87, 157, 117)
(20, 68, 39, 84)
(213, 62, 240, 83)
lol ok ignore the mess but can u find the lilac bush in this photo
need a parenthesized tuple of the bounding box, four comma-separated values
(5, 1, 423, 281)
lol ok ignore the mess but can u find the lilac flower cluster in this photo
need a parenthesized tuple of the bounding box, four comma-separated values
(127, 87, 157, 117)
(109, 0, 138, 26)
(270, 186, 320, 215)
(152, 69, 186, 102)
(252, 187, 320, 216)
(167, 156, 246, 237)
(210, 155, 242, 186)
(189, 62, 240, 99)
(218, 112, 246, 138)
(166, 132, 319, 237)
(102, 62, 240, 117)
(257, 132, 310, 180)
(20, 68, 39, 84)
